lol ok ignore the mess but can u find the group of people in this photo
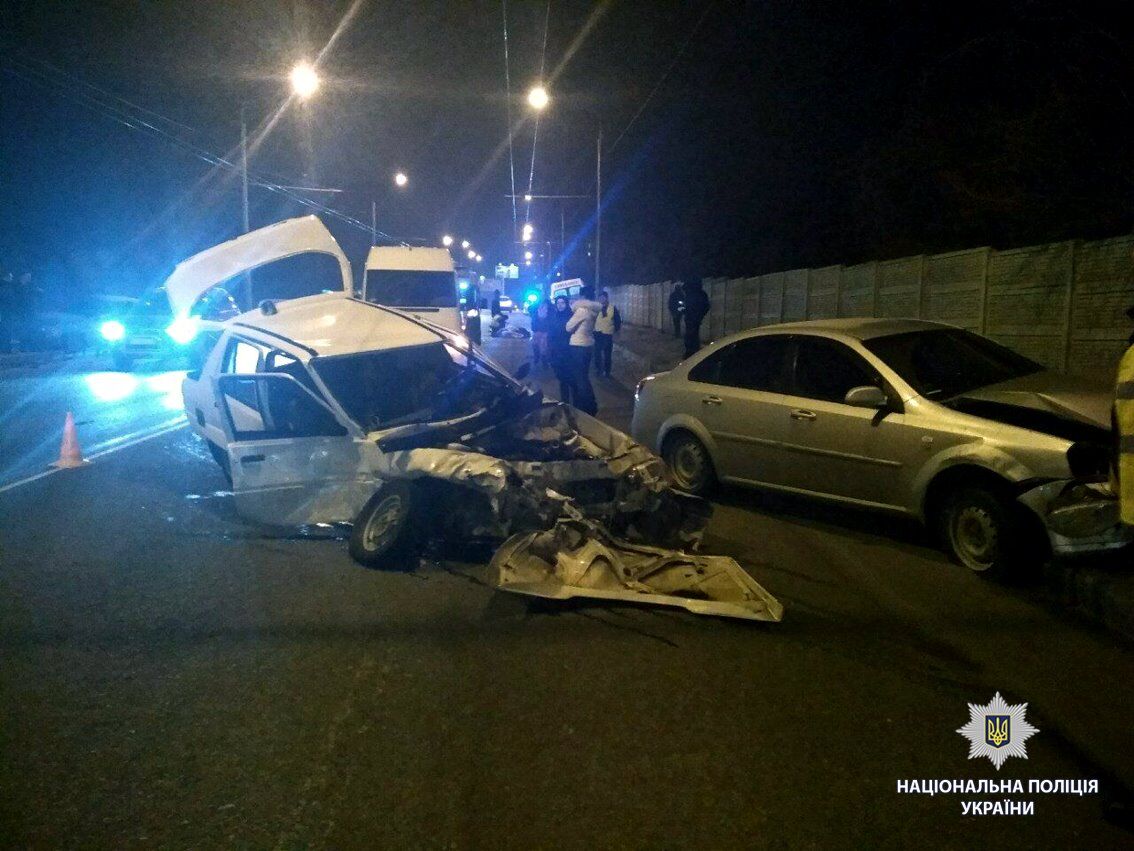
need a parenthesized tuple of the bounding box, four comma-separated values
(667, 280, 711, 358)
(529, 286, 621, 416)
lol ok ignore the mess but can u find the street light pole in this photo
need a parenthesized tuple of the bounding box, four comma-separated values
(595, 129, 602, 290)
(240, 105, 250, 235)
(371, 200, 377, 246)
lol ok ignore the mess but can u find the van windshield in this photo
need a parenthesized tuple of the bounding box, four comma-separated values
(365, 270, 456, 308)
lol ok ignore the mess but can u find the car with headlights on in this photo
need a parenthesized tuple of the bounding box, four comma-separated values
(100, 286, 239, 371)
(631, 318, 1127, 575)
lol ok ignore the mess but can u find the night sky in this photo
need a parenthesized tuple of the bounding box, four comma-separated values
(1, 0, 1130, 297)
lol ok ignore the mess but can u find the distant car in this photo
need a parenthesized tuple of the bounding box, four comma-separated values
(497, 294, 515, 312)
(631, 318, 1128, 574)
(101, 286, 239, 371)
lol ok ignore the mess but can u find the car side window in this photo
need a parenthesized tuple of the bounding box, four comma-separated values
(688, 337, 790, 392)
(222, 338, 264, 374)
(219, 375, 347, 441)
(791, 337, 880, 404)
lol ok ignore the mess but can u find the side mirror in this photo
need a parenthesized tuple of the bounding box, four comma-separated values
(844, 385, 888, 409)
(513, 362, 532, 381)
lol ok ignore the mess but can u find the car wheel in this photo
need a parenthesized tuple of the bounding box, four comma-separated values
(111, 351, 134, 372)
(662, 431, 716, 495)
(937, 484, 1039, 576)
(349, 482, 420, 569)
(206, 442, 232, 485)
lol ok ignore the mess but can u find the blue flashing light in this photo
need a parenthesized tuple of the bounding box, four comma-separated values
(99, 320, 126, 342)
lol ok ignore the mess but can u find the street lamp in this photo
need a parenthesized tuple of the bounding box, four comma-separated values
(394, 171, 408, 187)
(476, 254, 483, 263)
(527, 85, 549, 110)
(524, 193, 532, 202)
(289, 61, 320, 100)
(442, 235, 453, 247)
(524, 250, 533, 260)
(461, 240, 470, 250)
(467, 249, 476, 260)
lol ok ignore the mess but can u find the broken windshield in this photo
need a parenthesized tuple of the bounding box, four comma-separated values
(311, 342, 516, 432)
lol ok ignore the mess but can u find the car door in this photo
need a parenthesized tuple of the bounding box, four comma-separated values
(684, 335, 794, 485)
(776, 335, 915, 509)
(216, 373, 380, 526)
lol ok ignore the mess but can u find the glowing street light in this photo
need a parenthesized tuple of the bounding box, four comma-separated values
(522, 223, 534, 243)
(524, 194, 532, 202)
(289, 61, 320, 100)
(527, 85, 549, 111)
(467, 249, 476, 260)
(461, 240, 470, 250)
(394, 171, 408, 187)
(476, 254, 483, 263)
(442, 235, 453, 247)
(524, 250, 533, 260)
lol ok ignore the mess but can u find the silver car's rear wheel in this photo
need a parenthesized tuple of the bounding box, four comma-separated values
(663, 431, 716, 495)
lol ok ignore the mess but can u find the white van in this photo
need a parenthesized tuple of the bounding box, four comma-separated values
(363, 246, 461, 333)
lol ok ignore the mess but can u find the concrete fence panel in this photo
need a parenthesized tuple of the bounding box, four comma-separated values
(878, 255, 922, 318)
(808, 266, 840, 318)
(783, 269, 809, 322)
(986, 242, 1071, 370)
(840, 261, 877, 317)
(1069, 235, 1134, 376)
(923, 247, 988, 333)
(759, 272, 785, 326)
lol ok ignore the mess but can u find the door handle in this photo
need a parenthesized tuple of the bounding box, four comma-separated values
(789, 409, 817, 421)
(240, 454, 265, 463)
(701, 395, 723, 407)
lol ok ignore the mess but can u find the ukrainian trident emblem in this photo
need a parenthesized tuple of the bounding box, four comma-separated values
(985, 715, 1010, 748)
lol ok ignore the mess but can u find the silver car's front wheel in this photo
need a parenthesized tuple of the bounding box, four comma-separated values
(663, 432, 716, 495)
(348, 483, 420, 568)
(939, 485, 1036, 576)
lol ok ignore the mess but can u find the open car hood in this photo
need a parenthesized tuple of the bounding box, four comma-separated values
(949, 371, 1113, 434)
(164, 216, 352, 316)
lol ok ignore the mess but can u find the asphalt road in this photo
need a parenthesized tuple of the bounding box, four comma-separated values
(1, 334, 1133, 848)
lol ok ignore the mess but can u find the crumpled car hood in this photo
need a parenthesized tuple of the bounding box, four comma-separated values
(948, 371, 1113, 436)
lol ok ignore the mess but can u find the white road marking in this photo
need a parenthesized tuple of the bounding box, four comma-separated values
(0, 417, 188, 495)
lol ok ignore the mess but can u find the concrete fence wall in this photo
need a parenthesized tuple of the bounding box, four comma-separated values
(605, 234, 1134, 376)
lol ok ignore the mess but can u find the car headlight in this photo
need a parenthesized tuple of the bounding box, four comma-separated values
(100, 320, 126, 342)
(166, 316, 199, 345)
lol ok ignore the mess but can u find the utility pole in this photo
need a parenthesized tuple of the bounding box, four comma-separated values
(240, 104, 252, 309)
(371, 200, 377, 246)
(595, 129, 602, 290)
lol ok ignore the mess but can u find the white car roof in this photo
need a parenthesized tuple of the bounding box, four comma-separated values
(231, 293, 443, 359)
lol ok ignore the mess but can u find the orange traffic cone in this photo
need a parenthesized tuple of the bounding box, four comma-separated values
(51, 411, 88, 469)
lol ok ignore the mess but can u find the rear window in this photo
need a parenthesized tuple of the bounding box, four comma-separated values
(365, 270, 457, 308)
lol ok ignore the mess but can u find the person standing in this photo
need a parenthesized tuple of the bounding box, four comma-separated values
(681, 278, 710, 358)
(530, 299, 551, 368)
(593, 290, 621, 378)
(547, 295, 575, 404)
(1115, 303, 1134, 527)
(490, 290, 502, 317)
(565, 285, 601, 415)
(667, 282, 684, 338)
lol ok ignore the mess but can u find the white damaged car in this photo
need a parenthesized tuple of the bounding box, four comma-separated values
(168, 217, 782, 622)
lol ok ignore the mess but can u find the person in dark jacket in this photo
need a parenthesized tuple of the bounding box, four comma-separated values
(593, 290, 621, 377)
(529, 299, 552, 367)
(667, 283, 684, 337)
(547, 295, 575, 404)
(682, 278, 710, 358)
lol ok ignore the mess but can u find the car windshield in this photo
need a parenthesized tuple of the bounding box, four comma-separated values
(864, 328, 1043, 399)
(365, 270, 456, 308)
(312, 342, 514, 431)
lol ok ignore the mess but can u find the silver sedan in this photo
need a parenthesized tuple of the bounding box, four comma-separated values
(631, 319, 1122, 574)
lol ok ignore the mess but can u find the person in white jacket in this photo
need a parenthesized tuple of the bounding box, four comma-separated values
(564, 285, 601, 414)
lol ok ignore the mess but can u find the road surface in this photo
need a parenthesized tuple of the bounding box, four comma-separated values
(1, 336, 1132, 847)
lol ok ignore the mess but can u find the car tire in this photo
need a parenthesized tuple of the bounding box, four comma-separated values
(662, 430, 716, 495)
(349, 482, 421, 569)
(206, 442, 232, 485)
(936, 484, 1041, 577)
(111, 351, 134, 372)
